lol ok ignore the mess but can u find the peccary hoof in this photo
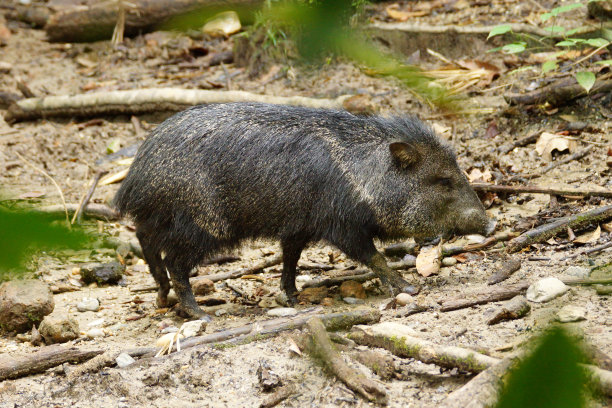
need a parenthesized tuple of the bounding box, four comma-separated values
(177, 305, 208, 319)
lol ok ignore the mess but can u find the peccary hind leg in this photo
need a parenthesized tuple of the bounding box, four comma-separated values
(166, 259, 206, 318)
(137, 230, 170, 308)
(281, 237, 308, 304)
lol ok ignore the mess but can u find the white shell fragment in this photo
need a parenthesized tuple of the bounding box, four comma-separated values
(526, 278, 568, 303)
(267, 307, 298, 317)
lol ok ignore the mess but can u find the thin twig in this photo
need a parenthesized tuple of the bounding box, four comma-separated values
(471, 183, 612, 198)
(14, 151, 70, 227)
(72, 170, 108, 224)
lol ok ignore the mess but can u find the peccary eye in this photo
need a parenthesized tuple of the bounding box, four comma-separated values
(437, 177, 452, 187)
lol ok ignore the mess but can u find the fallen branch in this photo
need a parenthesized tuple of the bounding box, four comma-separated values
(349, 322, 499, 373)
(35, 203, 120, 221)
(193, 254, 282, 283)
(0, 345, 103, 381)
(5, 88, 352, 123)
(560, 241, 612, 261)
(487, 258, 521, 285)
(350, 322, 612, 398)
(306, 317, 388, 404)
(506, 205, 612, 253)
(470, 183, 612, 199)
(497, 132, 540, 155)
(505, 76, 612, 107)
(538, 145, 595, 177)
(440, 282, 531, 312)
(438, 357, 517, 408)
(45, 0, 263, 42)
(259, 383, 298, 408)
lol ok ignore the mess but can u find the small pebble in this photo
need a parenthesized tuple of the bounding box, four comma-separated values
(161, 326, 179, 334)
(296, 275, 312, 282)
(77, 298, 100, 312)
(343, 297, 365, 305)
(395, 293, 412, 306)
(86, 328, 105, 338)
(557, 305, 587, 323)
(87, 318, 105, 327)
(115, 352, 136, 368)
(526, 278, 568, 303)
(267, 307, 298, 317)
(215, 309, 227, 317)
(180, 320, 205, 338)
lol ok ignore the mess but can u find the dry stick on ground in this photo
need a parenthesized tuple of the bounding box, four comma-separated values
(440, 278, 612, 312)
(0, 345, 104, 381)
(487, 258, 521, 285)
(14, 151, 70, 226)
(191, 254, 282, 284)
(506, 205, 612, 253)
(471, 183, 612, 199)
(350, 322, 612, 398)
(560, 240, 612, 261)
(35, 203, 120, 221)
(505, 75, 612, 107)
(259, 383, 298, 408)
(4, 88, 352, 123)
(497, 131, 541, 155)
(136, 309, 381, 359)
(72, 170, 108, 224)
(306, 317, 388, 405)
(537, 145, 595, 177)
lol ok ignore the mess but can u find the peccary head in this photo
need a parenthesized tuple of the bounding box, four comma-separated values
(364, 117, 495, 240)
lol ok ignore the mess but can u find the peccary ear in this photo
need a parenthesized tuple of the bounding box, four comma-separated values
(389, 142, 420, 168)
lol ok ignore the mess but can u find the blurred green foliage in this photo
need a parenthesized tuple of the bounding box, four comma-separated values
(495, 326, 591, 408)
(0, 207, 89, 280)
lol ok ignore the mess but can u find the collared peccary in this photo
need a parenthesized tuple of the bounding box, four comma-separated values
(114, 103, 494, 317)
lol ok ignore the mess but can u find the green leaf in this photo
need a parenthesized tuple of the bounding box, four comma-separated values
(575, 71, 596, 93)
(508, 66, 536, 75)
(495, 327, 590, 408)
(545, 26, 566, 34)
(487, 46, 504, 53)
(595, 59, 612, 65)
(565, 26, 588, 36)
(106, 139, 121, 154)
(502, 42, 526, 54)
(542, 60, 558, 73)
(488, 24, 513, 39)
(584, 38, 610, 47)
(541, 12, 553, 21)
(556, 40, 581, 47)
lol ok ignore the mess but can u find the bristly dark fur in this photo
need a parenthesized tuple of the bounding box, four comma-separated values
(114, 102, 490, 315)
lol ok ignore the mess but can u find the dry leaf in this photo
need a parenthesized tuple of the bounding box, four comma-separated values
(573, 225, 601, 244)
(416, 244, 441, 277)
(203, 11, 241, 37)
(602, 222, 612, 233)
(535, 132, 577, 161)
(287, 338, 302, 356)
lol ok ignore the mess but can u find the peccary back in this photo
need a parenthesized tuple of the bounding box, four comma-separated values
(114, 103, 492, 317)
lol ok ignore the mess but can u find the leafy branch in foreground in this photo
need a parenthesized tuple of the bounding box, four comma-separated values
(0, 207, 89, 279)
(488, 0, 611, 93)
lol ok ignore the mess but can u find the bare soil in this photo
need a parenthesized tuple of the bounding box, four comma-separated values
(0, 1, 611, 407)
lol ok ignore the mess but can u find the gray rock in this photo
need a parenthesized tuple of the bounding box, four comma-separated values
(0, 280, 54, 333)
(76, 298, 100, 312)
(526, 278, 568, 303)
(564, 266, 590, 279)
(38, 315, 80, 344)
(161, 326, 179, 334)
(557, 305, 586, 323)
(80, 262, 125, 285)
(267, 307, 297, 317)
(115, 352, 136, 368)
(343, 297, 365, 305)
(215, 308, 227, 317)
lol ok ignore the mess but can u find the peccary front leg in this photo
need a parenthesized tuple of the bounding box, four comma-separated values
(136, 231, 170, 308)
(365, 252, 412, 295)
(166, 261, 206, 318)
(281, 237, 307, 304)
(335, 238, 411, 296)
